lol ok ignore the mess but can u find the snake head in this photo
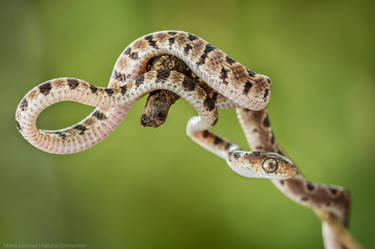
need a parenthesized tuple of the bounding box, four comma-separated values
(226, 151, 297, 179)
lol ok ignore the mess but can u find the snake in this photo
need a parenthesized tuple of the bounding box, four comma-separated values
(140, 56, 351, 249)
(15, 31, 297, 180)
(14, 30, 352, 248)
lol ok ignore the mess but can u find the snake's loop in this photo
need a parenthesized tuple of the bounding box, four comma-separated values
(16, 31, 272, 155)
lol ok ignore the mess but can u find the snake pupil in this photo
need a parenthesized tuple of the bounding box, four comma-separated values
(262, 158, 278, 173)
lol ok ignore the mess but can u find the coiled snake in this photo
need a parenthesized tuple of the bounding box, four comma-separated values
(15, 30, 296, 179)
(15, 31, 351, 248)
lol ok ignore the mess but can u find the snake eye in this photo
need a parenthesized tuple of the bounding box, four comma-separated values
(262, 158, 278, 173)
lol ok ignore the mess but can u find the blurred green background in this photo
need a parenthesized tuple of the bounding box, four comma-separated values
(0, 0, 374, 248)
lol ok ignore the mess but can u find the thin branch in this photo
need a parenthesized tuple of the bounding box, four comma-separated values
(313, 208, 363, 249)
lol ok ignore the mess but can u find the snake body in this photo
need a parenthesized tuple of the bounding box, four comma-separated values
(15, 31, 350, 248)
(17, 31, 271, 153)
(15, 31, 295, 179)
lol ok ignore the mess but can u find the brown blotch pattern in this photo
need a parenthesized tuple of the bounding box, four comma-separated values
(214, 136, 224, 145)
(16, 121, 21, 131)
(246, 68, 256, 77)
(203, 130, 209, 138)
(144, 35, 158, 49)
(263, 114, 270, 127)
(130, 52, 138, 60)
(263, 89, 269, 100)
(243, 81, 252, 95)
(73, 124, 86, 135)
(90, 85, 98, 94)
(156, 69, 171, 82)
(211, 116, 218, 126)
(197, 43, 216, 65)
(39, 82, 52, 96)
(55, 131, 66, 139)
(123, 48, 131, 55)
(270, 132, 275, 144)
(329, 188, 338, 195)
(120, 85, 127, 94)
(135, 75, 145, 86)
(182, 75, 196, 91)
(113, 70, 126, 82)
(203, 92, 217, 111)
(168, 37, 175, 45)
(20, 98, 28, 111)
(226, 56, 235, 65)
(307, 182, 315, 191)
(184, 43, 192, 54)
(105, 88, 114, 96)
(220, 67, 229, 84)
(188, 34, 198, 41)
(67, 78, 79, 89)
(93, 111, 107, 120)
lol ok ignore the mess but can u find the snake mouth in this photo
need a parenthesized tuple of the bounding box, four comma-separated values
(141, 114, 160, 128)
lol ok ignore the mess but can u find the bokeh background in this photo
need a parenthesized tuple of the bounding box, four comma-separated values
(0, 0, 374, 248)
